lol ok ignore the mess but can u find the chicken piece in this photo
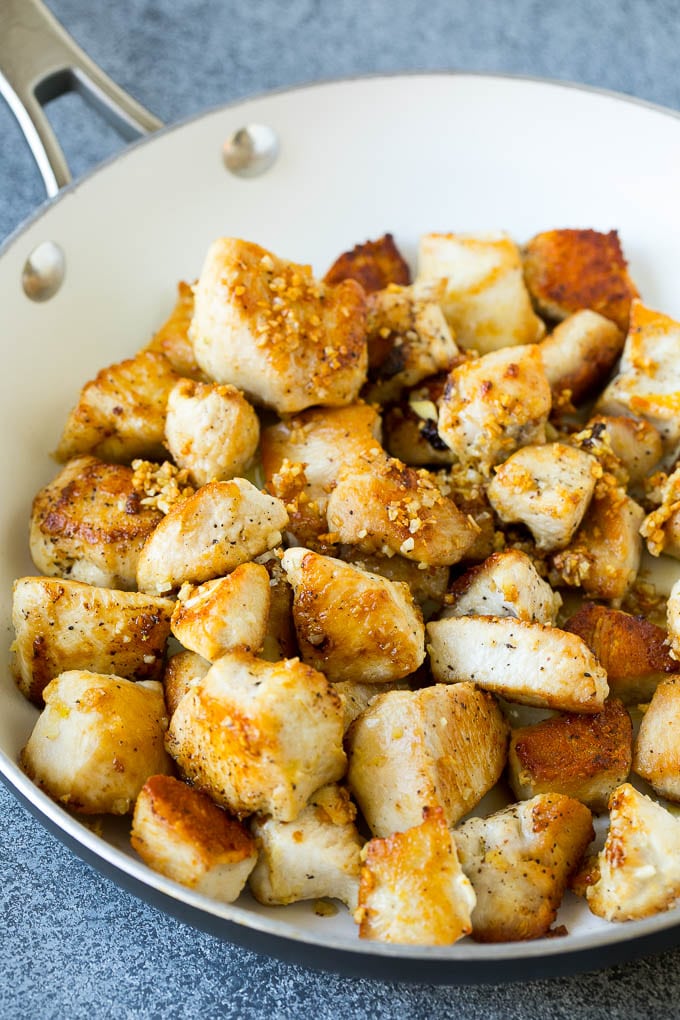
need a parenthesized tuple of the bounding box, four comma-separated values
(11, 577, 173, 705)
(162, 650, 210, 716)
(454, 794, 594, 942)
(170, 563, 271, 660)
(584, 784, 680, 921)
(326, 451, 479, 566)
(355, 806, 475, 945)
(362, 284, 459, 405)
(417, 232, 545, 354)
(324, 233, 411, 292)
(508, 700, 633, 812)
(144, 280, 203, 378)
(597, 301, 680, 455)
(255, 551, 298, 662)
(443, 550, 561, 625)
(136, 478, 287, 595)
(437, 344, 551, 473)
(383, 373, 457, 467)
(641, 465, 680, 559)
(261, 403, 382, 552)
(20, 671, 172, 814)
(427, 616, 608, 712)
(166, 651, 346, 821)
(551, 482, 645, 602)
(164, 379, 260, 487)
(667, 578, 680, 660)
(56, 350, 181, 463)
(539, 310, 624, 406)
(191, 238, 367, 414)
(633, 679, 680, 801)
(30, 456, 162, 590)
(131, 775, 257, 901)
(564, 603, 680, 704)
(346, 683, 508, 836)
(337, 549, 449, 609)
(333, 678, 411, 732)
(487, 443, 599, 552)
(249, 784, 363, 909)
(585, 415, 662, 486)
(281, 548, 425, 683)
(523, 228, 639, 333)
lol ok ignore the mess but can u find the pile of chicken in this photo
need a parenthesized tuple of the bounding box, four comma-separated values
(14, 227, 680, 946)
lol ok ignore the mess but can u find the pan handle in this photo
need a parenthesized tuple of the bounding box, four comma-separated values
(0, 0, 163, 197)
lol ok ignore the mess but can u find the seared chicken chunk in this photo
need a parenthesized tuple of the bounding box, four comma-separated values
(443, 550, 561, 625)
(523, 228, 639, 332)
(249, 784, 363, 909)
(162, 649, 210, 716)
(564, 603, 680, 704)
(170, 563, 271, 660)
(437, 344, 551, 473)
(144, 280, 203, 378)
(454, 794, 594, 942)
(586, 414, 662, 486)
(333, 678, 411, 732)
(191, 238, 367, 414)
(539, 310, 624, 406)
(164, 379, 260, 486)
(324, 233, 411, 292)
(166, 651, 346, 821)
(427, 616, 608, 712)
(417, 232, 545, 353)
(20, 671, 172, 814)
(131, 774, 257, 901)
(508, 699, 633, 812)
(633, 678, 680, 801)
(346, 683, 508, 836)
(356, 806, 475, 945)
(487, 443, 599, 551)
(136, 478, 287, 595)
(584, 784, 680, 921)
(56, 350, 181, 463)
(11, 577, 173, 705)
(30, 456, 162, 590)
(281, 548, 425, 683)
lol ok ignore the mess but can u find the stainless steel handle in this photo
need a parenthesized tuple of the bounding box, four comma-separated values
(0, 0, 163, 196)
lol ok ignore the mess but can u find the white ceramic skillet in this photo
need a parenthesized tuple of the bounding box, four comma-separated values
(2, 0, 680, 985)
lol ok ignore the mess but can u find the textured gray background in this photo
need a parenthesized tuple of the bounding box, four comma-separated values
(3, 1, 680, 1017)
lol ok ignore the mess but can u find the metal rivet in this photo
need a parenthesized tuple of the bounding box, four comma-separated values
(22, 241, 66, 302)
(223, 124, 279, 178)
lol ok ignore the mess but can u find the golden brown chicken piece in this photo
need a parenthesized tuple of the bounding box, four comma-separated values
(539, 310, 624, 407)
(191, 238, 368, 414)
(523, 228, 639, 332)
(356, 806, 475, 945)
(443, 550, 561, 625)
(633, 679, 680, 801)
(56, 350, 182, 463)
(144, 280, 203, 378)
(346, 683, 508, 836)
(454, 794, 594, 942)
(30, 456, 163, 590)
(131, 774, 257, 900)
(324, 233, 411, 292)
(581, 415, 662, 487)
(11, 577, 173, 705)
(162, 649, 210, 717)
(508, 699, 633, 812)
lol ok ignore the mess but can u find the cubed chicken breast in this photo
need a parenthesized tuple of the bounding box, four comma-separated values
(170, 563, 271, 660)
(346, 683, 508, 836)
(30, 456, 163, 590)
(20, 671, 172, 814)
(356, 806, 475, 944)
(443, 550, 561, 625)
(586, 415, 662, 486)
(324, 233, 411, 292)
(166, 651, 346, 821)
(162, 650, 210, 716)
(427, 616, 608, 712)
(281, 548, 425, 683)
(191, 238, 367, 414)
(11, 577, 173, 705)
(164, 379, 260, 487)
(136, 478, 287, 595)
(633, 678, 680, 801)
(487, 443, 599, 551)
(454, 794, 594, 942)
(144, 280, 203, 378)
(249, 784, 363, 909)
(56, 350, 181, 463)
(417, 232, 545, 353)
(131, 775, 257, 901)
(538, 310, 624, 406)
(437, 344, 551, 473)
(508, 699, 633, 812)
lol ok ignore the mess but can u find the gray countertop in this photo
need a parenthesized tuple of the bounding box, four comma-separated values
(3, 2, 680, 1017)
